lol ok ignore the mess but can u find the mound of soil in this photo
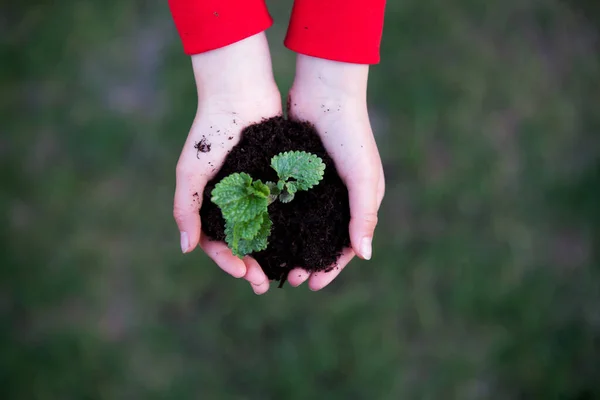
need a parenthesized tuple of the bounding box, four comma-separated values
(200, 116, 351, 286)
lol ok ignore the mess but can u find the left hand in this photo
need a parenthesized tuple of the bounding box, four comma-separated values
(285, 55, 385, 291)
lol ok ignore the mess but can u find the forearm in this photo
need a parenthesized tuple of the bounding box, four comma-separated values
(292, 55, 369, 102)
(191, 32, 277, 100)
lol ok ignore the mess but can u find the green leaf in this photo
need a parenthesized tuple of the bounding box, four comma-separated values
(238, 213, 265, 239)
(271, 151, 325, 191)
(266, 181, 280, 196)
(285, 181, 298, 195)
(224, 221, 242, 257)
(266, 182, 279, 205)
(224, 214, 272, 258)
(211, 173, 268, 222)
(277, 180, 285, 191)
(250, 180, 270, 198)
(279, 191, 295, 203)
(211, 172, 252, 205)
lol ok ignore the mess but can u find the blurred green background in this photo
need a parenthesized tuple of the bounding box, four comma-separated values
(2, 0, 600, 398)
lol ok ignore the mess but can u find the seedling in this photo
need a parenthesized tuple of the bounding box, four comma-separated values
(211, 151, 325, 258)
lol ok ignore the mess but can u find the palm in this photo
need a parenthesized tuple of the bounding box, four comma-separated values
(180, 102, 280, 183)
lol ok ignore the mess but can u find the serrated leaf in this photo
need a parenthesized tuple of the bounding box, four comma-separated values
(238, 213, 265, 239)
(251, 180, 270, 198)
(266, 181, 279, 204)
(224, 215, 272, 258)
(266, 181, 280, 196)
(271, 151, 325, 191)
(211, 172, 252, 206)
(285, 181, 298, 195)
(277, 180, 285, 191)
(221, 195, 267, 222)
(238, 216, 272, 256)
(279, 191, 295, 203)
(211, 172, 268, 222)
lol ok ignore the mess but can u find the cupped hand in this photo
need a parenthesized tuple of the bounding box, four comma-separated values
(173, 33, 280, 294)
(286, 55, 385, 291)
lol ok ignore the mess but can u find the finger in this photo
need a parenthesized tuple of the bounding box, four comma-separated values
(251, 279, 270, 295)
(346, 172, 379, 260)
(308, 248, 355, 291)
(287, 268, 310, 287)
(243, 256, 268, 286)
(174, 163, 206, 253)
(199, 234, 247, 278)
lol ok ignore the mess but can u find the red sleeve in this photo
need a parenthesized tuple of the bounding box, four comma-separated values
(168, 0, 273, 55)
(284, 0, 386, 64)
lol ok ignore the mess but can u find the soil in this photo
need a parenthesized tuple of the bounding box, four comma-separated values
(194, 136, 211, 156)
(200, 116, 351, 287)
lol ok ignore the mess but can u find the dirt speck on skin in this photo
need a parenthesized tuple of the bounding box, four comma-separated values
(213, 11, 219, 17)
(228, 136, 233, 140)
(194, 137, 211, 157)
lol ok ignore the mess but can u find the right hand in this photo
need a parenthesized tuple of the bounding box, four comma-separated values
(173, 33, 280, 295)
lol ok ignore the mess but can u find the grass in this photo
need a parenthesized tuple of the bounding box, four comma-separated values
(1, 0, 599, 398)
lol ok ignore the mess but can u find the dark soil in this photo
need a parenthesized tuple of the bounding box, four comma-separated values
(200, 116, 351, 287)
(194, 136, 211, 156)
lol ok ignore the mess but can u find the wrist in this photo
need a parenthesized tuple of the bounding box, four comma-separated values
(191, 32, 277, 100)
(291, 54, 369, 102)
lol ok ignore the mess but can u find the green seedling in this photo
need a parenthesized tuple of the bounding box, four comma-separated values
(211, 151, 325, 258)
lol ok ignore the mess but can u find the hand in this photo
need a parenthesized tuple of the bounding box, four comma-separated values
(286, 55, 385, 291)
(173, 33, 281, 294)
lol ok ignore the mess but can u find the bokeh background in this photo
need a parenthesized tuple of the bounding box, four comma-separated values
(2, 0, 600, 398)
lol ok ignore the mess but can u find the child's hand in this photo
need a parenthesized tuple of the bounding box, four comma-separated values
(173, 33, 280, 293)
(286, 55, 385, 291)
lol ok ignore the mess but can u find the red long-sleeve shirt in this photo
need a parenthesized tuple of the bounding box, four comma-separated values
(168, 0, 386, 64)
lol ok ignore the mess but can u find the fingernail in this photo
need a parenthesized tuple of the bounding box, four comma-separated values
(361, 237, 372, 260)
(180, 231, 189, 253)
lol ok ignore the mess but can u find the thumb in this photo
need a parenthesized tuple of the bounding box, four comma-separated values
(174, 165, 205, 253)
(346, 175, 379, 260)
